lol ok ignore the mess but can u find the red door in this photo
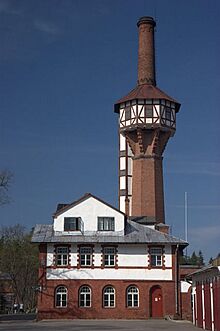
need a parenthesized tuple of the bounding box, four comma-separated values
(204, 282, 212, 330)
(151, 286, 163, 318)
(196, 284, 203, 328)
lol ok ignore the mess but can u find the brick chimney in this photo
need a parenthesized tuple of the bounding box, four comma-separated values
(137, 16, 156, 86)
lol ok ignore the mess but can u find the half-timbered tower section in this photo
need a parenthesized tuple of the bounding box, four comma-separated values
(115, 17, 180, 221)
(32, 193, 187, 320)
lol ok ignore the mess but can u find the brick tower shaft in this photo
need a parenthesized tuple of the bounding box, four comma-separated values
(114, 16, 180, 223)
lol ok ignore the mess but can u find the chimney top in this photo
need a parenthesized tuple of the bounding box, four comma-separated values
(137, 16, 156, 28)
(137, 16, 156, 86)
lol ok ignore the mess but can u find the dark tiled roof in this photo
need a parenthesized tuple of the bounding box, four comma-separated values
(31, 219, 187, 247)
(186, 264, 220, 279)
(114, 84, 180, 113)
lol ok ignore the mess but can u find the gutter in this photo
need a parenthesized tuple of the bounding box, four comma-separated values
(175, 244, 179, 316)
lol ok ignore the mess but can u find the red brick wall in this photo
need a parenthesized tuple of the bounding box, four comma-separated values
(37, 279, 176, 320)
(180, 289, 192, 320)
(179, 266, 201, 321)
(213, 277, 220, 331)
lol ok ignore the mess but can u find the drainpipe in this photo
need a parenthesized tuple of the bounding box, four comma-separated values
(175, 244, 179, 316)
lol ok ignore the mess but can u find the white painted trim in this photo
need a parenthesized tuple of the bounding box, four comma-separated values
(210, 282, 214, 331)
(194, 287, 197, 326)
(202, 282, 205, 330)
(192, 289, 195, 325)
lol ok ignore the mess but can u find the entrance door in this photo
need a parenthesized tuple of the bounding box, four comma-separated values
(150, 286, 163, 318)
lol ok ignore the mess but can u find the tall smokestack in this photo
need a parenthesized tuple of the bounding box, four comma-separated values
(137, 16, 156, 86)
(114, 17, 180, 222)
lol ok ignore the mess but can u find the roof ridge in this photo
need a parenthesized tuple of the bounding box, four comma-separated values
(53, 193, 125, 218)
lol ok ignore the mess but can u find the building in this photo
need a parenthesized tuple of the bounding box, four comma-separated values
(32, 16, 189, 320)
(187, 258, 220, 331)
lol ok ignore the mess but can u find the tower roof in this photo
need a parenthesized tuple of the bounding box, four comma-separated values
(114, 84, 180, 113)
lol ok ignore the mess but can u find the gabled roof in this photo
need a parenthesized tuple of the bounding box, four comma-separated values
(32, 219, 188, 247)
(53, 193, 125, 218)
(114, 84, 180, 113)
(186, 264, 220, 280)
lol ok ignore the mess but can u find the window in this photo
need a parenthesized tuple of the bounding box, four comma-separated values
(103, 247, 116, 267)
(165, 108, 171, 121)
(98, 217, 115, 231)
(103, 286, 115, 307)
(124, 107, 131, 121)
(127, 286, 139, 307)
(80, 247, 92, 266)
(55, 286, 67, 307)
(64, 217, 81, 231)
(56, 247, 68, 266)
(79, 286, 91, 307)
(150, 247, 163, 267)
(145, 105, 153, 118)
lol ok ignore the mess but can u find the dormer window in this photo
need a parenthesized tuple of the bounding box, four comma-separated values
(98, 217, 115, 231)
(64, 217, 81, 231)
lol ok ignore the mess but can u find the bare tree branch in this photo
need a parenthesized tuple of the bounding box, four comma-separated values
(0, 170, 13, 205)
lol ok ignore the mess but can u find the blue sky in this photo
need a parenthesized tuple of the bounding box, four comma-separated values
(0, 0, 219, 262)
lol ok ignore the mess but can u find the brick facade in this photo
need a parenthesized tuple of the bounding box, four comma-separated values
(37, 279, 176, 320)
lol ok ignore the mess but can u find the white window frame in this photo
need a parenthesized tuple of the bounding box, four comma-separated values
(103, 286, 115, 308)
(79, 286, 91, 307)
(56, 246, 68, 266)
(103, 247, 116, 267)
(98, 217, 115, 231)
(127, 286, 139, 307)
(80, 247, 92, 266)
(150, 247, 163, 267)
(55, 286, 67, 308)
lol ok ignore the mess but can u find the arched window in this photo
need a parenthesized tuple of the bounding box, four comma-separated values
(55, 286, 67, 307)
(103, 286, 115, 307)
(127, 286, 139, 307)
(79, 286, 91, 307)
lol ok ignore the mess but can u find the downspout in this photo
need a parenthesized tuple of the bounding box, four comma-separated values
(175, 244, 179, 317)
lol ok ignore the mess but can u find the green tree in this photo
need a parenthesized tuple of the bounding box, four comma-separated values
(180, 250, 205, 266)
(0, 224, 38, 311)
(209, 257, 213, 264)
(190, 251, 198, 265)
(198, 250, 204, 266)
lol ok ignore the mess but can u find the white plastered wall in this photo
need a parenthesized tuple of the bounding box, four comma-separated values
(46, 243, 173, 280)
(119, 133, 133, 215)
(53, 196, 125, 235)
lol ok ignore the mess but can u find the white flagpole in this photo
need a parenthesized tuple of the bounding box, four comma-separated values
(184, 192, 188, 257)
